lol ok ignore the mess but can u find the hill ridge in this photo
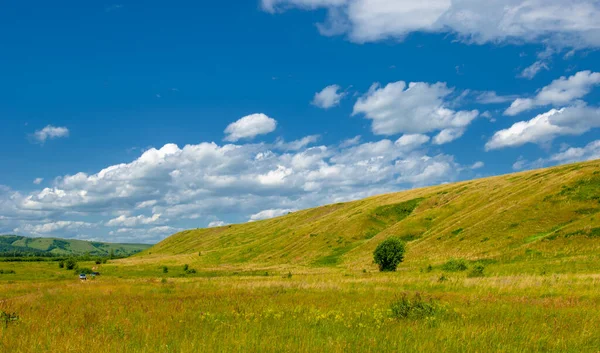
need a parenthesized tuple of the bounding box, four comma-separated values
(141, 159, 600, 269)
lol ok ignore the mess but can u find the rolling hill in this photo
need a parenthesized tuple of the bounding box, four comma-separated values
(0, 235, 152, 257)
(139, 159, 600, 270)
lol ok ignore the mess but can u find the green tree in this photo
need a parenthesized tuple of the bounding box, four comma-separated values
(65, 258, 77, 270)
(373, 237, 406, 272)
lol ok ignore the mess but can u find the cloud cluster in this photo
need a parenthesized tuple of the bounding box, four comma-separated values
(353, 81, 478, 144)
(3, 131, 462, 242)
(505, 71, 600, 115)
(262, 0, 600, 48)
(486, 104, 600, 150)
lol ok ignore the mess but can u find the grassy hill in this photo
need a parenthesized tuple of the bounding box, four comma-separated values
(142, 159, 600, 270)
(0, 235, 152, 257)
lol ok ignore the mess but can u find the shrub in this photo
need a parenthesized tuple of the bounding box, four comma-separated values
(467, 264, 485, 278)
(441, 258, 468, 272)
(183, 264, 189, 272)
(58, 261, 64, 269)
(0, 311, 19, 328)
(373, 237, 406, 272)
(389, 293, 443, 320)
(65, 258, 77, 270)
(95, 259, 102, 265)
(76, 268, 94, 275)
(162, 266, 168, 274)
(438, 274, 448, 282)
(0, 269, 16, 274)
(186, 268, 197, 274)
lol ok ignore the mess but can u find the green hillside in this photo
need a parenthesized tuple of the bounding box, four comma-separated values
(0, 235, 152, 257)
(143, 159, 600, 270)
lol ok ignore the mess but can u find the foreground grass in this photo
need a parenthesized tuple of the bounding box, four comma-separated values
(1, 260, 600, 352)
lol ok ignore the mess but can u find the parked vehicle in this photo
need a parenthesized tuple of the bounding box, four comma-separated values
(79, 274, 87, 280)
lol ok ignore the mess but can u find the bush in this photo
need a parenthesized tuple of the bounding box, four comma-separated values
(162, 266, 168, 274)
(441, 258, 468, 272)
(467, 264, 485, 278)
(95, 259, 102, 265)
(0, 269, 16, 274)
(58, 261, 64, 269)
(65, 258, 77, 270)
(389, 293, 443, 320)
(373, 237, 406, 272)
(76, 268, 94, 275)
(185, 268, 197, 274)
(183, 264, 189, 272)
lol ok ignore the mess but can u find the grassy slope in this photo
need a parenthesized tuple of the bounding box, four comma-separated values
(144, 159, 600, 269)
(0, 235, 152, 256)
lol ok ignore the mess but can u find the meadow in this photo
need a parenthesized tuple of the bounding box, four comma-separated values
(1, 160, 600, 352)
(1, 258, 600, 352)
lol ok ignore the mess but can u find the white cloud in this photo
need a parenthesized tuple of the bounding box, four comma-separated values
(486, 104, 600, 150)
(31, 125, 69, 143)
(353, 81, 478, 139)
(4, 131, 466, 242)
(519, 60, 549, 79)
(339, 135, 361, 148)
(549, 140, 600, 164)
(274, 135, 320, 151)
(207, 220, 229, 228)
(395, 134, 430, 149)
(224, 113, 277, 142)
(15, 221, 95, 236)
(476, 91, 518, 104)
(470, 161, 485, 170)
(262, 0, 600, 48)
(312, 84, 346, 109)
(106, 213, 163, 227)
(249, 208, 296, 221)
(33, 178, 44, 185)
(505, 71, 600, 115)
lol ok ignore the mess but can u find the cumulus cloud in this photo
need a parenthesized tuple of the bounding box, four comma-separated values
(31, 125, 69, 144)
(224, 113, 277, 141)
(33, 178, 44, 185)
(549, 140, 600, 164)
(15, 221, 95, 236)
(207, 220, 229, 228)
(249, 208, 296, 221)
(353, 81, 478, 141)
(261, 0, 600, 48)
(486, 104, 600, 150)
(106, 213, 163, 227)
(0, 134, 464, 241)
(512, 140, 600, 171)
(312, 84, 346, 109)
(505, 71, 600, 115)
(395, 134, 430, 149)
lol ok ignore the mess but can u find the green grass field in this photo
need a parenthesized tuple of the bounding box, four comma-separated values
(1, 160, 599, 352)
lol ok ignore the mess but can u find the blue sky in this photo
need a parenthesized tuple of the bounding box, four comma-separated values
(1, 0, 600, 243)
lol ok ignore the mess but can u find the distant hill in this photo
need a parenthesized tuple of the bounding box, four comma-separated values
(142, 159, 600, 269)
(0, 235, 152, 257)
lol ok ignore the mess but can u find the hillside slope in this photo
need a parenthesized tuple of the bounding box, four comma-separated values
(143, 160, 600, 269)
(0, 235, 152, 257)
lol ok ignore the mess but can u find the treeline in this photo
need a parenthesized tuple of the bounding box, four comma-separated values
(0, 252, 130, 262)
